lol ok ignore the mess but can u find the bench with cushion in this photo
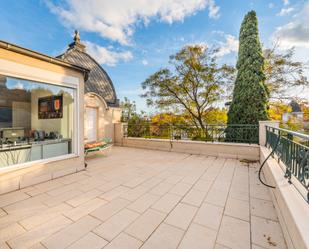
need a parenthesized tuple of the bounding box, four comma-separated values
(84, 138, 113, 167)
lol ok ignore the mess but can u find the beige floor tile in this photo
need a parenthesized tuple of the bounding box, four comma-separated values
(140, 223, 184, 249)
(8, 215, 72, 249)
(164, 175, 184, 184)
(2, 194, 48, 216)
(104, 233, 142, 249)
(251, 215, 287, 249)
(252, 244, 267, 249)
(66, 232, 108, 249)
(28, 243, 46, 249)
(25, 181, 64, 196)
(178, 223, 217, 249)
(0, 209, 6, 218)
(193, 180, 212, 192)
(58, 173, 89, 185)
(90, 198, 130, 222)
(63, 198, 107, 221)
(156, 170, 173, 179)
(151, 193, 182, 213)
(100, 186, 131, 201)
(217, 215, 250, 249)
(42, 215, 101, 249)
(211, 181, 231, 192)
(0, 210, 33, 231)
(42, 189, 83, 207)
(96, 180, 122, 192)
(165, 203, 197, 230)
(0, 223, 25, 243)
(181, 174, 201, 185)
(204, 188, 229, 207)
(214, 243, 230, 249)
(250, 183, 272, 201)
(65, 189, 102, 207)
(19, 203, 72, 230)
(182, 189, 207, 207)
(0, 242, 10, 249)
(72, 178, 102, 192)
(250, 198, 278, 221)
(46, 183, 79, 197)
(125, 209, 166, 241)
(150, 182, 174, 196)
(127, 193, 160, 213)
(193, 203, 223, 230)
(140, 177, 163, 190)
(169, 182, 192, 196)
(224, 198, 249, 221)
(120, 186, 149, 201)
(228, 190, 249, 202)
(93, 208, 139, 241)
(0, 191, 30, 208)
(123, 176, 149, 188)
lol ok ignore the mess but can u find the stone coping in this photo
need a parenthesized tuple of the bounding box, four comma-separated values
(124, 137, 260, 148)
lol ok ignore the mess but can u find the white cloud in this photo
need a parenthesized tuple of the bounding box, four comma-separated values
(13, 82, 24, 90)
(276, 7, 294, 16)
(274, 2, 309, 48)
(215, 34, 239, 57)
(84, 41, 133, 66)
(268, 3, 275, 9)
(46, 0, 220, 45)
(282, 0, 289, 6)
(208, 0, 220, 19)
(141, 59, 148, 66)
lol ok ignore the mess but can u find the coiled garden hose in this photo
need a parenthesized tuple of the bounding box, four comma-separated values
(258, 134, 281, 189)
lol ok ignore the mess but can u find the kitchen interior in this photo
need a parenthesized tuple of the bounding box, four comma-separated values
(0, 74, 75, 168)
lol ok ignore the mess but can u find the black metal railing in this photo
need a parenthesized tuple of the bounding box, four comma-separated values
(266, 126, 309, 202)
(123, 124, 259, 144)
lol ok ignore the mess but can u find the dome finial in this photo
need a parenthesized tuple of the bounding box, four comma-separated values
(74, 30, 80, 43)
(68, 30, 86, 52)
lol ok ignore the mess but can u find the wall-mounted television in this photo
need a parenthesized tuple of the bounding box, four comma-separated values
(38, 95, 63, 119)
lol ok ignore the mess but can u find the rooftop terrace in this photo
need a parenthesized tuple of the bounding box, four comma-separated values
(0, 147, 286, 249)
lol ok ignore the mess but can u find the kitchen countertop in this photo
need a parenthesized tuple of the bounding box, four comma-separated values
(0, 138, 71, 152)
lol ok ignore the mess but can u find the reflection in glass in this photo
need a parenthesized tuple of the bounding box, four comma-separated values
(0, 75, 75, 168)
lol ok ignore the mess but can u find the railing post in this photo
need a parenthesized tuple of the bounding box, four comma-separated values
(259, 121, 280, 146)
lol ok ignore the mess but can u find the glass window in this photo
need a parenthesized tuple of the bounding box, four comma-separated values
(0, 74, 76, 168)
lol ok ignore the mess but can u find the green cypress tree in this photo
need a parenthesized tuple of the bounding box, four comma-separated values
(226, 11, 269, 142)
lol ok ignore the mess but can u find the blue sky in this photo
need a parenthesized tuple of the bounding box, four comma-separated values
(0, 0, 308, 112)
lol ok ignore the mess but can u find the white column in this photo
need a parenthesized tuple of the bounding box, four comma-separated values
(259, 120, 280, 146)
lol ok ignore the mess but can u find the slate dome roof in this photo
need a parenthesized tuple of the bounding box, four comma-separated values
(57, 31, 119, 107)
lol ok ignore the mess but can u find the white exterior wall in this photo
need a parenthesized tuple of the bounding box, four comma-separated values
(84, 93, 121, 143)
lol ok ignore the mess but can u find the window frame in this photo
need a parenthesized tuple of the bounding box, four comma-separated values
(0, 58, 81, 173)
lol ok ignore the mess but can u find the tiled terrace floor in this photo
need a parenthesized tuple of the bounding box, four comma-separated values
(0, 147, 287, 249)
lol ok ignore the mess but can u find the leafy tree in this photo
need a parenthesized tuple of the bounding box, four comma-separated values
(151, 113, 187, 126)
(227, 10, 269, 126)
(120, 97, 136, 122)
(141, 45, 235, 131)
(264, 45, 309, 100)
(268, 101, 291, 120)
(203, 108, 227, 124)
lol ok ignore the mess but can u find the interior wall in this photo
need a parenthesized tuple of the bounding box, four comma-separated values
(12, 101, 31, 130)
(31, 89, 73, 138)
